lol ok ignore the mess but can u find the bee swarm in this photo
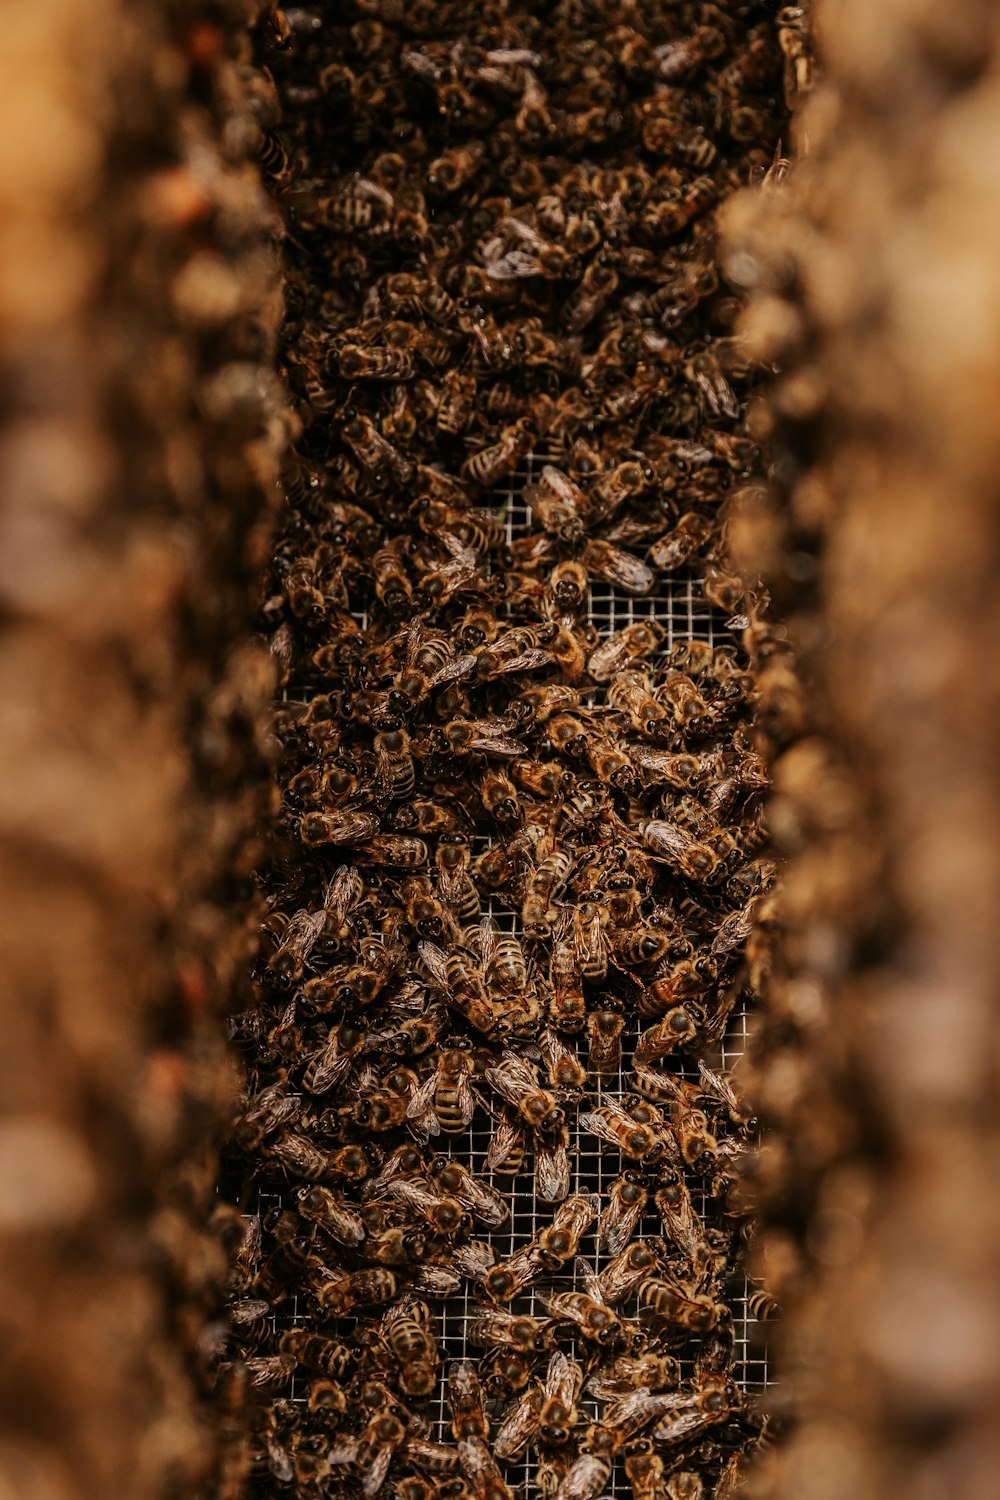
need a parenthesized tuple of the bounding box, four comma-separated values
(221, 5, 791, 1500)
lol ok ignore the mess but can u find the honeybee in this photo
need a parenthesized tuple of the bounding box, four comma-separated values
(599, 1173, 648, 1255)
(295, 1184, 365, 1248)
(496, 1347, 582, 1460)
(536, 1194, 599, 1270)
(540, 1027, 587, 1095)
(535, 1120, 572, 1204)
(597, 1239, 665, 1305)
(636, 1273, 723, 1333)
(572, 899, 609, 981)
(493, 1384, 544, 1462)
(278, 1330, 353, 1379)
(355, 835, 431, 868)
(374, 722, 416, 805)
(624, 1449, 667, 1500)
(427, 141, 485, 197)
(330, 1410, 409, 1498)
(581, 539, 654, 595)
(327, 1142, 379, 1183)
(589, 624, 663, 685)
(484, 1053, 564, 1134)
(548, 559, 589, 614)
(381, 1298, 439, 1397)
(564, 260, 619, 334)
(523, 847, 574, 938)
(551, 1416, 620, 1500)
(406, 1042, 475, 1136)
(588, 1350, 681, 1399)
(419, 938, 496, 1038)
(586, 1010, 624, 1076)
(447, 1362, 489, 1441)
(579, 1098, 667, 1166)
(399, 876, 455, 943)
(548, 908, 586, 1032)
(586, 737, 639, 797)
(395, 799, 468, 836)
(441, 718, 528, 758)
(479, 1239, 546, 1304)
(316, 1268, 401, 1315)
(429, 1157, 508, 1228)
(355, 1074, 419, 1133)
(301, 1022, 366, 1095)
(542, 1270, 625, 1349)
(524, 465, 589, 542)
(233, 1082, 303, 1152)
(468, 1309, 553, 1354)
(264, 1132, 334, 1183)
(479, 769, 521, 824)
(648, 513, 715, 573)
(638, 820, 721, 883)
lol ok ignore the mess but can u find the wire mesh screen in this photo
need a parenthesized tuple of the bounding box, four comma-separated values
(251, 448, 771, 1500)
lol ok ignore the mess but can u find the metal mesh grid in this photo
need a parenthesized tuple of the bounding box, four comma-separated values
(263, 449, 771, 1496)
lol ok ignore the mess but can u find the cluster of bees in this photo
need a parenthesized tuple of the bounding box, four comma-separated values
(218, 2, 791, 1498)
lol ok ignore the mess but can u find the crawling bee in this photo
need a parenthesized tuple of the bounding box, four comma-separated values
(381, 1298, 439, 1397)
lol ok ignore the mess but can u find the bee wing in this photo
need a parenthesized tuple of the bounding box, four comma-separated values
(467, 725, 529, 755)
(447, 1238, 496, 1279)
(554, 1454, 607, 1500)
(545, 1348, 583, 1404)
(418, 939, 451, 990)
(490, 648, 554, 677)
(266, 1435, 293, 1484)
(485, 248, 543, 280)
(571, 1256, 605, 1304)
(457, 1171, 509, 1228)
(303, 1040, 354, 1095)
(494, 1386, 542, 1459)
(372, 742, 393, 806)
(378, 1296, 411, 1334)
(230, 1297, 270, 1325)
(631, 1063, 686, 1118)
(354, 175, 395, 209)
(412, 1264, 462, 1298)
(697, 1059, 742, 1115)
(478, 914, 499, 975)
(534, 1133, 570, 1204)
(324, 864, 362, 922)
(326, 1201, 365, 1248)
(640, 819, 691, 860)
(429, 652, 478, 688)
(327, 1437, 360, 1467)
(585, 543, 653, 595)
(458, 1437, 508, 1495)
(587, 637, 628, 683)
(454, 1064, 476, 1129)
(584, 1375, 634, 1401)
(274, 907, 325, 963)
(486, 1110, 525, 1171)
(339, 809, 384, 843)
(483, 1062, 528, 1108)
(501, 214, 548, 248)
(361, 1437, 399, 1498)
(599, 1182, 647, 1256)
(652, 1408, 717, 1446)
(405, 1070, 441, 1138)
(387, 1177, 434, 1213)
